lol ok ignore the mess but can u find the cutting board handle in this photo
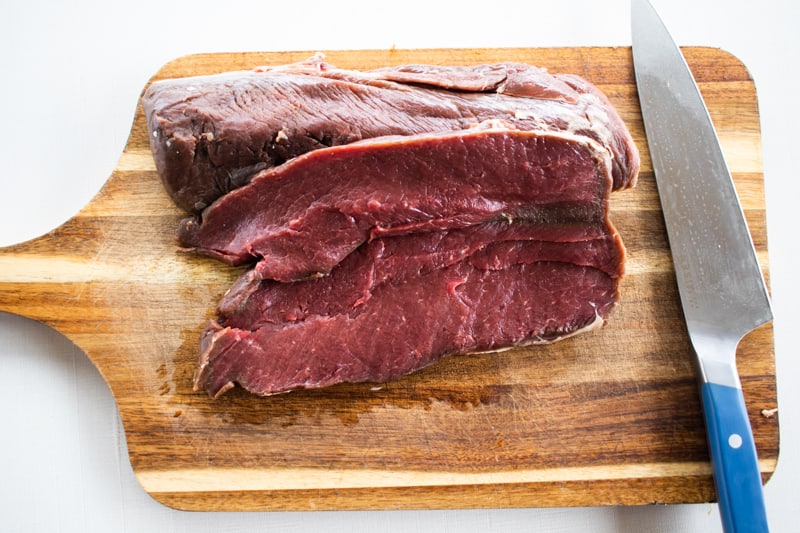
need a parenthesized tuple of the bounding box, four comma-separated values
(0, 138, 203, 350)
(0, 217, 97, 335)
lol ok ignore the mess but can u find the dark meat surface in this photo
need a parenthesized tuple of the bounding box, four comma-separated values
(143, 54, 639, 212)
(178, 127, 614, 282)
(195, 220, 625, 398)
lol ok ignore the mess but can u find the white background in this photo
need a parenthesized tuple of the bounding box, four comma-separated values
(1, 0, 797, 531)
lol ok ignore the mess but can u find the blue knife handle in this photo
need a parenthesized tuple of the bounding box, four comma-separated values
(701, 382, 769, 532)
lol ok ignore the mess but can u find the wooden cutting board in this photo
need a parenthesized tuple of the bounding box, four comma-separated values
(0, 47, 777, 511)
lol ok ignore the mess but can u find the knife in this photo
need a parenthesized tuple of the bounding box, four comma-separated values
(630, 1, 772, 531)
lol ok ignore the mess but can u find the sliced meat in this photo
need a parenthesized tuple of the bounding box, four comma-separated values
(178, 127, 614, 282)
(143, 54, 639, 212)
(216, 220, 624, 330)
(194, 219, 625, 398)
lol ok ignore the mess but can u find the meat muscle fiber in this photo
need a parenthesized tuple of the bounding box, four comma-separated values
(143, 54, 639, 212)
(178, 127, 614, 282)
(195, 220, 626, 398)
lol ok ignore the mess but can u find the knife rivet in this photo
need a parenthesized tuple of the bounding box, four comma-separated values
(728, 433, 743, 449)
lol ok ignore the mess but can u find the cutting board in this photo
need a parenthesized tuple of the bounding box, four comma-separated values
(0, 47, 777, 511)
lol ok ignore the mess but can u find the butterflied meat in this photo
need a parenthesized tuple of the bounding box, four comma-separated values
(178, 127, 614, 282)
(195, 220, 625, 398)
(143, 54, 639, 212)
(153, 57, 641, 398)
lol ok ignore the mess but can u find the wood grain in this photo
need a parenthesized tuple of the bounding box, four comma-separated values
(0, 47, 777, 511)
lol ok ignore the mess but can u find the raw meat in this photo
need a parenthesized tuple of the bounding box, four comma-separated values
(195, 220, 625, 398)
(143, 54, 639, 212)
(148, 57, 641, 398)
(178, 126, 615, 282)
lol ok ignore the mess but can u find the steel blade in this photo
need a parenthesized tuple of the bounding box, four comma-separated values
(631, 0, 771, 379)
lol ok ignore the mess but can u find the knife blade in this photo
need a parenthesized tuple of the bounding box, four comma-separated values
(630, 1, 772, 531)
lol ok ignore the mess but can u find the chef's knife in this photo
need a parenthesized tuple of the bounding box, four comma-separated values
(631, 1, 772, 531)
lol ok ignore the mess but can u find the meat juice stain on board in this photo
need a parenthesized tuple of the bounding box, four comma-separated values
(165, 350, 521, 429)
(149, 326, 703, 473)
(156, 269, 245, 418)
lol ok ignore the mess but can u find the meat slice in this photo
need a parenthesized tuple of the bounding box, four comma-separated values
(143, 54, 639, 212)
(178, 127, 614, 282)
(216, 220, 624, 330)
(194, 220, 625, 398)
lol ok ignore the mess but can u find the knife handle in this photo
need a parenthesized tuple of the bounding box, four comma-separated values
(701, 382, 769, 532)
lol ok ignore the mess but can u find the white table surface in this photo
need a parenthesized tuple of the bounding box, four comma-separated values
(1, 0, 797, 531)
